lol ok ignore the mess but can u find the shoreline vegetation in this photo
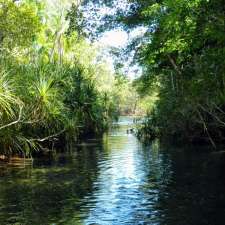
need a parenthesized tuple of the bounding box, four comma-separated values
(0, 1, 143, 163)
(0, 1, 116, 161)
(0, 0, 225, 166)
(96, 0, 224, 148)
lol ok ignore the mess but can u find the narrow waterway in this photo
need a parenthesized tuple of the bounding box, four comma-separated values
(0, 117, 225, 225)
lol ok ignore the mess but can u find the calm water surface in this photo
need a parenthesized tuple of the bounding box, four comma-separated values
(0, 117, 225, 225)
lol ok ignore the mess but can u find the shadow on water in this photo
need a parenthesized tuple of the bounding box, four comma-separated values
(0, 147, 102, 225)
(0, 116, 225, 225)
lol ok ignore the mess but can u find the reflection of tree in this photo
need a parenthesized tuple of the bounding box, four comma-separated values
(152, 145, 225, 225)
(0, 146, 101, 225)
(2, 126, 225, 225)
(103, 134, 129, 153)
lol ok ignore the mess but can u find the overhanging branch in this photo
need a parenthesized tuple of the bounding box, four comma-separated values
(0, 106, 23, 130)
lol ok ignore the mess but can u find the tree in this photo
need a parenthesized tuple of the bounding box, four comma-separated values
(0, 0, 40, 48)
(76, 0, 225, 145)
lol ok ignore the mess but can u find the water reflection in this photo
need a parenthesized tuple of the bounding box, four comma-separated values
(0, 147, 101, 225)
(0, 117, 225, 225)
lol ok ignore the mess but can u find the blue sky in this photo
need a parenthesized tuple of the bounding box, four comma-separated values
(97, 27, 147, 79)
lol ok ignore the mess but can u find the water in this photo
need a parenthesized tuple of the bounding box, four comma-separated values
(0, 116, 225, 225)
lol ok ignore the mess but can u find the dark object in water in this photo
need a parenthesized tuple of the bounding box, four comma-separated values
(127, 128, 134, 134)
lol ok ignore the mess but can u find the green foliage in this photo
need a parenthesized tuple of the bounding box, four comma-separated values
(0, 0, 121, 157)
(130, 0, 225, 145)
(0, 0, 41, 48)
(0, 71, 20, 118)
(113, 74, 138, 115)
(88, 0, 225, 146)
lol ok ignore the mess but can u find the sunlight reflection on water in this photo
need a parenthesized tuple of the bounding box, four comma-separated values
(0, 117, 225, 225)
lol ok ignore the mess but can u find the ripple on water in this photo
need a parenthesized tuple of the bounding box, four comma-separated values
(0, 117, 225, 225)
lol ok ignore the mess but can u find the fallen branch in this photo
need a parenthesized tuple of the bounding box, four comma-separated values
(199, 104, 225, 126)
(197, 109, 216, 149)
(213, 103, 225, 115)
(0, 106, 23, 130)
(30, 129, 66, 142)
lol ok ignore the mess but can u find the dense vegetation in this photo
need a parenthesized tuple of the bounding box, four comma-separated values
(0, 0, 138, 158)
(79, 0, 225, 147)
(132, 0, 225, 146)
(1, 0, 224, 158)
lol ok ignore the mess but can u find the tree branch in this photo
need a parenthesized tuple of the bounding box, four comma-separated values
(30, 129, 66, 142)
(167, 55, 182, 75)
(197, 109, 216, 149)
(0, 106, 23, 130)
(199, 104, 225, 126)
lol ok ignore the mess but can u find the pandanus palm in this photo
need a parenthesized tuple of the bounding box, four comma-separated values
(0, 71, 30, 156)
(0, 71, 20, 119)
